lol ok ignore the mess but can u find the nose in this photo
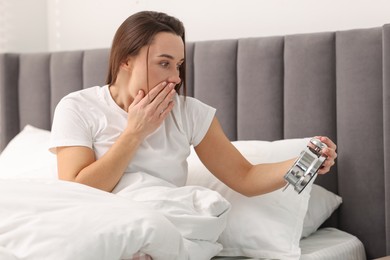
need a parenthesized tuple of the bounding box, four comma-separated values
(168, 74, 181, 85)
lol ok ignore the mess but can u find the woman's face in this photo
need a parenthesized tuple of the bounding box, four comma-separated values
(127, 32, 184, 97)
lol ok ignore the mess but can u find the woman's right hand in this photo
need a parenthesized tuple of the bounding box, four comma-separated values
(125, 81, 176, 139)
(56, 82, 175, 192)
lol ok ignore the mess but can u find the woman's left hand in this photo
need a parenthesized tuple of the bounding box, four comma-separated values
(315, 136, 337, 174)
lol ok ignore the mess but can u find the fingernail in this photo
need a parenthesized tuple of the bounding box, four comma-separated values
(138, 90, 142, 95)
(162, 81, 167, 86)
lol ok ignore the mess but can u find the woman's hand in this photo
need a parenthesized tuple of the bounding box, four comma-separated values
(315, 136, 337, 174)
(125, 81, 176, 139)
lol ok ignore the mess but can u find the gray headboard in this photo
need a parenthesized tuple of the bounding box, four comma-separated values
(1, 24, 390, 259)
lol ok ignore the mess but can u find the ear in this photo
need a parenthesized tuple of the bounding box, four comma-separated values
(120, 57, 133, 71)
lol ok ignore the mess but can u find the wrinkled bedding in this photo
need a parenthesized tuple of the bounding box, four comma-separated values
(0, 173, 230, 260)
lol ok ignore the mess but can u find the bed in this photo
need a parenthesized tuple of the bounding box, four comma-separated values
(1, 22, 389, 259)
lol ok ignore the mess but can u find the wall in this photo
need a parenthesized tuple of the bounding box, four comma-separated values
(0, 0, 47, 53)
(1, 0, 390, 52)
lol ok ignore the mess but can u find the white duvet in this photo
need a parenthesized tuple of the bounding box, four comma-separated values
(0, 173, 230, 260)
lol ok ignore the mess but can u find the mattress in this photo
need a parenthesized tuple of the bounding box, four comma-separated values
(212, 227, 366, 260)
(300, 227, 366, 260)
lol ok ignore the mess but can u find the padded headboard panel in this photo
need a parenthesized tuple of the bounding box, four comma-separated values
(1, 24, 390, 258)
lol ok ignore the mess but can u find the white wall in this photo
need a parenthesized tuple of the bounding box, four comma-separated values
(0, 0, 47, 53)
(2, 0, 390, 52)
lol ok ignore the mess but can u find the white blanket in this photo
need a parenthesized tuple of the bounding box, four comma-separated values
(0, 174, 230, 260)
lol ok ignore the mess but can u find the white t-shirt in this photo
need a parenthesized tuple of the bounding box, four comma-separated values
(50, 85, 216, 187)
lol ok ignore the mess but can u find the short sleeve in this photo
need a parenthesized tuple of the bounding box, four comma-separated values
(183, 97, 216, 147)
(49, 98, 93, 154)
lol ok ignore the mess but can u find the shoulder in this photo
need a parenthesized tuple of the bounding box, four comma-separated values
(173, 95, 216, 124)
(53, 85, 109, 125)
(171, 95, 216, 146)
(60, 86, 102, 102)
(56, 86, 105, 109)
(175, 95, 215, 111)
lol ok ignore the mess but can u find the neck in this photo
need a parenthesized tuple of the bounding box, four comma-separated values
(109, 82, 133, 112)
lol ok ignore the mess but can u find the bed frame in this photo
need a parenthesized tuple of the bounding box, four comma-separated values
(1, 24, 390, 259)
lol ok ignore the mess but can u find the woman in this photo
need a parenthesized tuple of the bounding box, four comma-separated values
(50, 11, 337, 196)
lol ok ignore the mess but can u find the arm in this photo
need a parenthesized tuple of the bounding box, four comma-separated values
(56, 131, 142, 192)
(56, 82, 176, 192)
(194, 117, 337, 197)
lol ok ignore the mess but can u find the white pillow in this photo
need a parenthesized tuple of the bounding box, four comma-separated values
(0, 125, 57, 179)
(186, 138, 313, 259)
(301, 184, 342, 238)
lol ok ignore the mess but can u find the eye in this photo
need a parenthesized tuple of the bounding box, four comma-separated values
(176, 63, 183, 71)
(160, 61, 169, 68)
(159, 60, 183, 71)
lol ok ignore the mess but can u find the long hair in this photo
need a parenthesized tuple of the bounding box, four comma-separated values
(106, 11, 186, 95)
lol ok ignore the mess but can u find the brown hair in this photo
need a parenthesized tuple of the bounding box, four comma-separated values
(106, 11, 186, 95)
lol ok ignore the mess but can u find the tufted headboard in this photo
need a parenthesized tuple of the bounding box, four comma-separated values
(1, 24, 390, 259)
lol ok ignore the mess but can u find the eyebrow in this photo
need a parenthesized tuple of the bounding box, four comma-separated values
(158, 54, 185, 62)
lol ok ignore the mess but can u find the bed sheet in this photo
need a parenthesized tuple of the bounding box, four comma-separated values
(212, 227, 366, 260)
(300, 227, 366, 260)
